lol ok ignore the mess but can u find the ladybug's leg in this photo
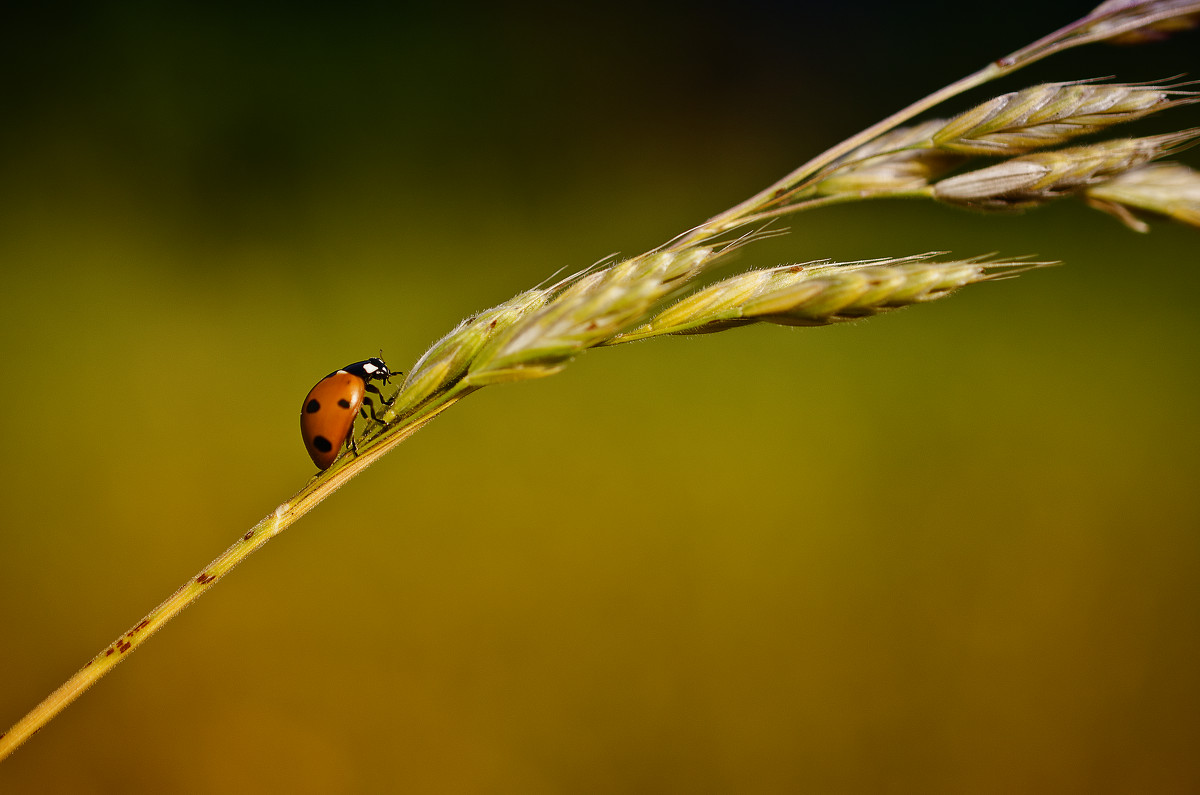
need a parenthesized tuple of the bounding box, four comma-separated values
(346, 430, 360, 458)
(356, 399, 388, 446)
(361, 396, 395, 434)
(362, 396, 383, 423)
(366, 383, 398, 408)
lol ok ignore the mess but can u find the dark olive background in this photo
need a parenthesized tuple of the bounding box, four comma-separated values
(2, 2, 1198, 792)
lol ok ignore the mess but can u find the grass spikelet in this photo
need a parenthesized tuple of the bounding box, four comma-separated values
(931, 129, 1200, 210)
(465, 247, 717, 384)
(608, 256, 1042, 342)
(805, 81, 1195, 198)
(1006, 1, 1200, 65)
(1084, 161, 1200, 229)
(814, 121, 969, 195)
(394, 288, 553, 409)
(1085, 0, 1200, 44)
(930, 81, 1197, 154)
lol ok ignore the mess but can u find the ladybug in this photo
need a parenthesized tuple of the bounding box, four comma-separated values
(300, 357, 400, 470)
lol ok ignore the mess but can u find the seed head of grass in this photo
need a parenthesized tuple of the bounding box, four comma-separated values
(1084, 162, 1200, 229)
(814, 121, 969, 196)
(1086, 0, 1200, 44)
(395, 287, 554, 409)
(931, 129, 1200, 210)
(931, 80, 1197, 155)
(1006, 1, 1200, 65)
(465, 247, 718, 384)
(608, 255, 1045, 342)
(768, 81, 1196, 207)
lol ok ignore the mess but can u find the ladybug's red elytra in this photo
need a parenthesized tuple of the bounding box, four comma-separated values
(300, 357, 399, 470)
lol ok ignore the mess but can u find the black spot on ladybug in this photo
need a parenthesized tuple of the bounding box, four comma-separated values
(306, 399, 321, 413)
(338, 398, 351, 409)
(313, 435, 333, 453)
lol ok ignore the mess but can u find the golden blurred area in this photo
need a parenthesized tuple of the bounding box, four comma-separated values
(2, 2, 1198, 791)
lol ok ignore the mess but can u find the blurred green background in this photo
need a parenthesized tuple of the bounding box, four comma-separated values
(2, 1, 1199, 791)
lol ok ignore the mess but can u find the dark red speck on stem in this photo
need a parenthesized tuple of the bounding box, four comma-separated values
(244, 530, 254, 541)
(196, 573, 216, 585)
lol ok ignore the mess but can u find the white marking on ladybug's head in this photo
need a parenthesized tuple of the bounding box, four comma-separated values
(362, 362, 380, 374)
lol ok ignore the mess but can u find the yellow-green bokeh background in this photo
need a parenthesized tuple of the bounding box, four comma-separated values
(3, 3, 1199, 791)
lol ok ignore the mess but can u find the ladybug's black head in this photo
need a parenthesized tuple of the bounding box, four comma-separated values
(342, 357, 397, 384)
(366, 357, 394, 383)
